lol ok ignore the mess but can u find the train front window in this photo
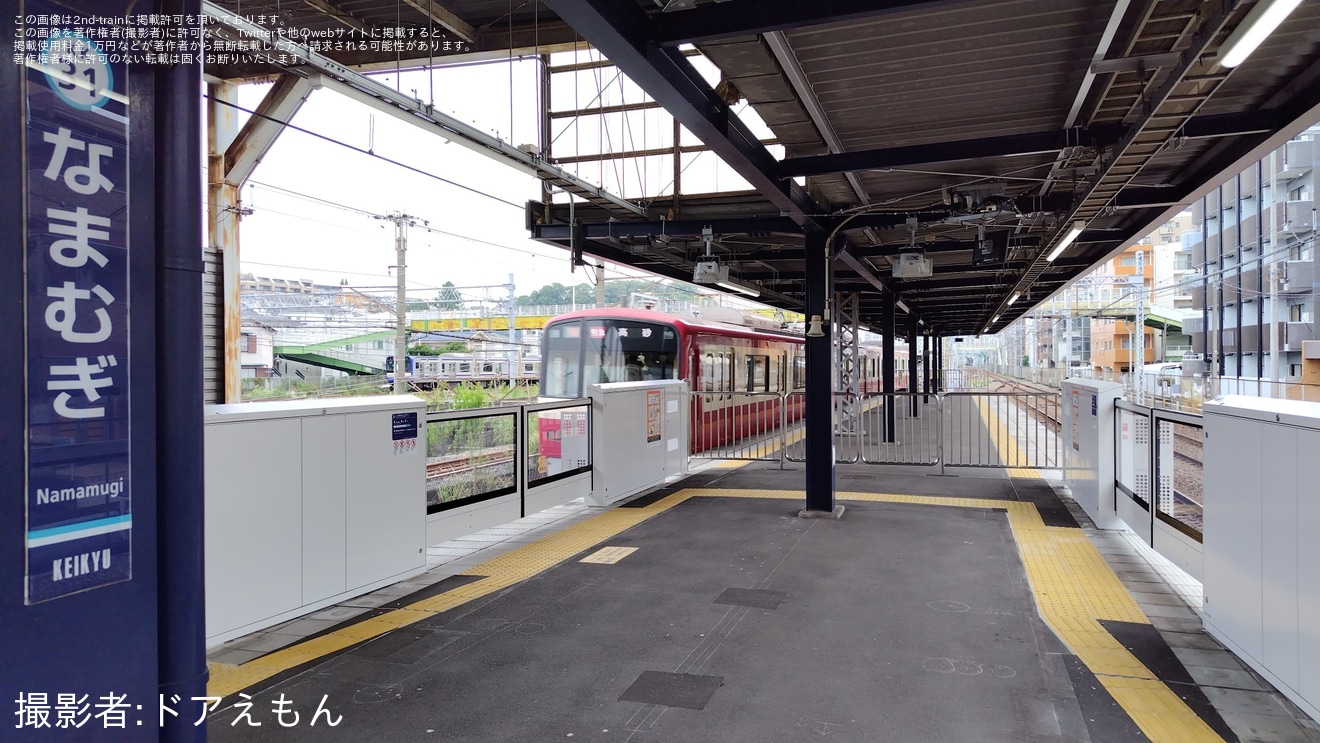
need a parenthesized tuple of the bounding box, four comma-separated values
(542, 319, 679, 398)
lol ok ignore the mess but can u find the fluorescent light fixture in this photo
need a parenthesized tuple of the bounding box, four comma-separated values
(1008, 292, 1021, 306)
(1218, 0, 1303, 68)
(992, 315, 1001, 324)
(716, 280, 761, 298)
(1045, 221, 1085, 262)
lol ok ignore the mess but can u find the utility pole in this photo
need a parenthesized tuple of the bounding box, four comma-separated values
(1134, 250, 1146, 376)
(377, 212, 418, 395)
(507, 273, 518, 393)
(1268, 150, 1282, 393)
(595, 263, 606, 308)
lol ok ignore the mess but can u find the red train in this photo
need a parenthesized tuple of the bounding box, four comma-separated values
(538, 307, 910, 452)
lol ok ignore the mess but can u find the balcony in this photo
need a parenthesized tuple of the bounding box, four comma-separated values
(1279, 140, 1313, 180)
(1286, 322, 1317, 351)
(1266, 200, 1315, 233)
(1286, 200, 1314, 232)
(1283, 260, 1315, 294)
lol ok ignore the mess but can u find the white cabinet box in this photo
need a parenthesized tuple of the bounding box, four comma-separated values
(1202, 395, 1320, 720)
(204, 396, 426, 645)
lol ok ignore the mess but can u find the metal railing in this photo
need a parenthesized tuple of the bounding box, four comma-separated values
(425, 398, 592, 514)
(854, 392, 941, 465)
(691, 389, 1062, 472)
(987, 364, 1320, 412)
(690, 391, 790, 462)
(943, 392, 1061, 469)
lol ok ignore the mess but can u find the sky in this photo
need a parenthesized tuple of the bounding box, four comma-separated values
(226, 51, 777, 309)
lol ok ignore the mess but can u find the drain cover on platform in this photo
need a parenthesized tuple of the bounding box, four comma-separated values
(714, 587, 786, 610)
(618, 671, 723, 710)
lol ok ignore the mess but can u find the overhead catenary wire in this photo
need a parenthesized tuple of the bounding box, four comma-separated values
(204, 95, 525, 210)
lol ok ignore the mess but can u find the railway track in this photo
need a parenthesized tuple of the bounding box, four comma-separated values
(427, 451, 515, 478)
(984, 373, 1063, 429)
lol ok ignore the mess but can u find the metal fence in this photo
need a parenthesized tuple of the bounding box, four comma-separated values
(943, 392, 1062, 469)
(695, 389, 1062, 472)
(986, 364, 1320, 412)
(846, 393, 939, 465)
(425, 398, 592, 514)
(690, 391, 791, 463)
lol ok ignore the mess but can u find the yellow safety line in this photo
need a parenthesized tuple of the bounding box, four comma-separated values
(979, 397, 1222, 741)
(207, 489, 695, 698)
(209, 471, 1223, 741)
(695, 487, 1221, 742)
(973, 395, 1043, 480)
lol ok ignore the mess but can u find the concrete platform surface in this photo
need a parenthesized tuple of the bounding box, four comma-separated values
(203, 462, 1320, 743)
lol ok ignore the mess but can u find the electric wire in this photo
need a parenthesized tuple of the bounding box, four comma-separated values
(203, 94, 525, 210)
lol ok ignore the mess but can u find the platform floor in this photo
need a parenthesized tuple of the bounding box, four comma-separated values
(205, 461, 1320, 743)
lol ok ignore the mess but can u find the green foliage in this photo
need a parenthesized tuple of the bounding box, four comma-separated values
(515, 279, 695, 308)
(451, 383, 489, 410)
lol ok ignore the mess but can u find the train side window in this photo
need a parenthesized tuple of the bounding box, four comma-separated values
(746, 355, 768, 392)
(703, 353, 715, 392)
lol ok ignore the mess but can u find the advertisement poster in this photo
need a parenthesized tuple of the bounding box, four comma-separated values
(646, 390, 662, 443)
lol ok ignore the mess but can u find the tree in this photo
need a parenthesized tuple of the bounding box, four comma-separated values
(433, 281, 463, 310)
(515, 278, 699, 308)
(516, 283, 577, 307)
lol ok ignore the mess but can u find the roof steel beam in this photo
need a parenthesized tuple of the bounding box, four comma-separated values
(530, 216, 803, 241)
(780, 128, 1119, 178)
(203, 2, 645, 218)
(649, 0, 965, 47)
(397, 0, 476, 43)
(542, 0, 821, 224)
(763, 31, 871, 207)
(778, 110, 1278, 178)
(991, 0, 1239, 328)
(223, 73, 316, 185)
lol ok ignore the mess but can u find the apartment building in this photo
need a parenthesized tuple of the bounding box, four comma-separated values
(1187, 126, 1317, 381)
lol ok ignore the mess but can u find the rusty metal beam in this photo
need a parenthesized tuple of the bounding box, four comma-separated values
(397, 0, 475, 43)
(207, 82, 242, 405)
(300, 0, 370, 33)
(210, 75, 316, 403)
(224, 73, 317, 184)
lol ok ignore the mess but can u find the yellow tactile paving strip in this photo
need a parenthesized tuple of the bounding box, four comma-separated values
(974, 398, 1223, 742)
(207, 489, 695, 698)
(208, 411, 1224, 741)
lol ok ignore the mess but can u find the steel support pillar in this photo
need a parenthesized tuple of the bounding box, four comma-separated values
(206, 81, 240, 404)
(882, 293, 896, 442)
(157, 13, 208, 736)
(803, 230, 835, 513)
(934, 334, 942, 391)
(923, 331, 933, 402)
(834, 292, 860, 435)
(206, 74, 315, 403)
(908, 313, 920, 416)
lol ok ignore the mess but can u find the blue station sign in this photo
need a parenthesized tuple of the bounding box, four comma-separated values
(24, 17, 132, 604)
